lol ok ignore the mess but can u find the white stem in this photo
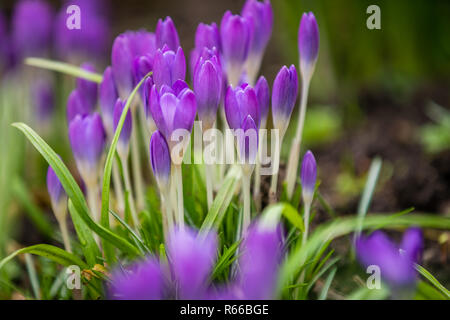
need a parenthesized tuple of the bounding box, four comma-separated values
(87, 184, 100, 245)
(174, 165, 185, 229)
(302, 201, 311, 246)
(242, 173, 251, 234)
(112, 160, 125, 215)
(205, 163, 214, 210)
(269, 134, 283, 200)
(130, 107, 145, 211)
(121, 156, 139, 227)
(57, 216, 72, 253)
(253, 128, 265, 207)
(286, 79, 311, 199)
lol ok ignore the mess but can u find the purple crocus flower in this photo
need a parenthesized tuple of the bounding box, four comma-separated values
(32, 79, 54, 123)
(68, 113, 106, 183)
(271, 65, 298, 136)
(195, 22, 221, 52)
(242, 0, 273, 82)
(298, 12, 319, 77)
(147, 82, 196, 151)
(113, 99, 132, 158)
(155, 16, 180, 51)
(150, 130, 171, 190)
(12, 0, 53, 59)
(254, 76, 270, 127)
(152, 46, 186, 91)
(109, 227, 217, 300)
(300, 150, 317, 203)
(109, 257, 163, 300)
(54, 0, 110, 62)
(111, 30, 157, 99)
(193, 51, 222, 130)
(99, 66, 119, 137)
(67, 89, 91, 123)
(76, 63, 98, 110)
(356, 228, 423, 288)
(46, 164, 66, 207)
(220, 11, 251, 86)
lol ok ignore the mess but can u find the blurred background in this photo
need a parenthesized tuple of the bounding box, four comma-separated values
(0, 0, 449, 297)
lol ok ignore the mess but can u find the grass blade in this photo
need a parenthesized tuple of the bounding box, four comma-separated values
(318, 267, 337, 300)
(415, 264, 450, 299)
(25, 57, 103, 83)
(25, 254, 41, 299)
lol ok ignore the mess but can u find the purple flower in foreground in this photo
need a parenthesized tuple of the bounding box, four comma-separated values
(152, 46, 186, 90)
(356, 228, 423, 288)
(46, 164, 66, 206)
(271, 65, 298, 136)
(68, 113, 106, 182)
(32, 79, 54, 123)
(156, 16, 180, 51)
(298, 12, 319, 77)
(67, 89, 91, 123)
(300, 150, 317, 203)
(113, 99, 132, 157)
(99, 66, 119, 137)
(254, 76, 270, 127)
(149, 130, 171, 190)
(220, 11, 251, 86)
(76, 63, 98, 109)
(12, 0, 53, 58)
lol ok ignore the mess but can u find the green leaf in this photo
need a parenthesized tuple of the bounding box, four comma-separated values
(25, 254, 41, 299)
(200, 165, 242, 233)
(25, 57, 103, 83)
(318, 267, 337, 300)
(0, 244, 89, 271)
(211, 241, 241, 281)
(110, 209, 150, 254)
(11, 122, 140, 258)
(415, 264, 450, 299)
(100, 73, 151, 263)
(68, 200, 102, 267)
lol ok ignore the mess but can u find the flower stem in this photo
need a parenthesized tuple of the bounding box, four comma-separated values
(87, 183, 100, 245)
(174, 165, 185, 229)
(205, 163, 214, 210)
(130, 107, 145, 211)
(253, 128, 265, 210)
(269, 134, 282, 203)
(121, 155, 139, 227)
(242, 173, 251, 234)
(112, 159, 125, 216)
(285, 79, 310, 199)
(53, 202, 71, 253)
(302, 201, 311, 246)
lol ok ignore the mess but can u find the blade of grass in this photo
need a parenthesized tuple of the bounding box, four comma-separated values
(318, 267, 337, 300)
(415, 264, 450, 299)
(25, 254, 41, 300)
(25, 57, 103, 83)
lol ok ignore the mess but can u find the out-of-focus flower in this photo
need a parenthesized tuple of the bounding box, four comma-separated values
(356, 228, 423, 288)
(271, 65, 298, 137)
(113, 99, 132, 158)
(298, 12, 319, 78)
(300, 150, 317, 205)
(68, 113, 106, 184)
(46, 164, 66, 207)
(147, 81, 196, 152)
(0, 11, 8, 70)
(99, 66, 119, 137)
(156, 16, 180, 51)
(109, 227, 217, 300)
(76, 63, 98, 109)
(12, 0, 53, 59)
(149, 130, 171, 190)
(67, 89, 92, 123)
(195, 23, 220, 52)
(111, 30, 156, 99)
(193, 51, 222, 130)
(242, 0, 273, 82)
(152, 46, 186, 91)
(32, 79, 54, 123)
(254, 76, 269, 127)
(220, 11, 251, 86)
(54, 0, 110, 62)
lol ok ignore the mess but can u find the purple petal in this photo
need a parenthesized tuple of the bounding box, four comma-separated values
(67, 89, 90, 123)
(298, 12, 319, 66)
(113, 99, 132, 152)
(255, 76, 270, 126)
(149, 130, 171, 188)
(271, 65, 298, 132)
(242, 0, 273, 56)
(77, 62, 98, 110)
(47, 164, 66, 205)
(300, 150, 317, 195)
(99, 66, 119, 136)
(195, 22, 220, 51)
(156, 16, 180, 51)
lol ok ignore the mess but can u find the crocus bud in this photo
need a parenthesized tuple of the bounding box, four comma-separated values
(148, 82, 196, 154)
(271, 65, 298, 136)
(300, 150, 317, 205)
(112, 31, 157, 99)
(77, 63, 98, 109)
(195, 22, 220, 51)
(193, 53, 222, 131)
(113, 99, 132, 158)
(12, 0, 53, 58)
(32, 79, 54, 123)
(150, 130, 171, 190)
(152, 46, 186, 90)
(190, 46, 221, 82)
(156, 17, 180, 51)
(238, 115, 259, 165)
(224, 84, 260, 131)
(47, 164, 66, 209)
(298, 12, 319, 79)
(99, 66, 119, 137)
(68, 113, 106, 185)
(254, 76, 269, 127)
(356, 228, 423, 289)
(220, 11, 251, 86)
(67, 89, 91, 123)
(242, 0, 273, 82)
